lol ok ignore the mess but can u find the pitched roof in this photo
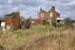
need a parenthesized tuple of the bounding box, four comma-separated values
(5, 13, 13, 16)
(40, 8, 46, 13)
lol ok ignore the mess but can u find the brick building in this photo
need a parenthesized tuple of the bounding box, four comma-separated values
(38, 6, 60, 19)
(5, 11, 21, 30)
(32, 19, 45, 25)
(38, 6, 60, 25)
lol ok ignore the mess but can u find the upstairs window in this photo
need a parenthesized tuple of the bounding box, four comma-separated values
(41, 13, 44, 17)
(50, 13, 53, 18)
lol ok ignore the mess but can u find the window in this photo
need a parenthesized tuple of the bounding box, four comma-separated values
(50, 13, 53, 18)
(41, 13, 44, 17)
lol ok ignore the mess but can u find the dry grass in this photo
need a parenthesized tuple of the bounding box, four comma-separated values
(0, 25, 75, 50)
(26, 29, 75, 50)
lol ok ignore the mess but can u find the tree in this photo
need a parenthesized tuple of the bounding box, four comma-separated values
(24, 18, 31, 29)
(20, 16, 26, 28)
(64, 18, 73, 28)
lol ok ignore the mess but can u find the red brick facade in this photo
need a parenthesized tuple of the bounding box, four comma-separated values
(32, 19, 45, 25)
(5, 12, 20, 30)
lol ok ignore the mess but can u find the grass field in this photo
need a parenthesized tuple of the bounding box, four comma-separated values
(0, 25, 75, 50)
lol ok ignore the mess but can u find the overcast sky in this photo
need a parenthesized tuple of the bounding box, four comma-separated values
(0, 0, 75, 19)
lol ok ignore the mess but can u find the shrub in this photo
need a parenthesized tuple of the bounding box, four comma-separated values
(64, 18, 73, 28)
(24, 18, 31, 29)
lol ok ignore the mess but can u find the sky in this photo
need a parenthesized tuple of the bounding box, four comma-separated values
(0, 0, 75, 19)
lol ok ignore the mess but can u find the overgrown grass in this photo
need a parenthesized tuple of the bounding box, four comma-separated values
(16, 25, 49, 33)
(0, 25, 75, 50)
(0, 25, 50, 50)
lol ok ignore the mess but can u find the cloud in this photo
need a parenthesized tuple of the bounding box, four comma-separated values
(65, 0, 75, 5)
(8, 0, 45, 7)
(45, 0, 75, 19)
(0, 0, 75, 19)
(8, 0, 12, 4)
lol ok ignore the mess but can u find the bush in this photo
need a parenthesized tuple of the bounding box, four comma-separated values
(24, 18, 31, 29)
(64, 18, 73, 28)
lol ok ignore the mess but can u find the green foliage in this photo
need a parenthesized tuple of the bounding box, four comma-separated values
(20, 17, 32, 29)
(20, 16, 26, 27)
(16, 25, 49, 33)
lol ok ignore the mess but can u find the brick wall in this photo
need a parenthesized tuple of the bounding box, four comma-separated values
(5, 12, 20, 30)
